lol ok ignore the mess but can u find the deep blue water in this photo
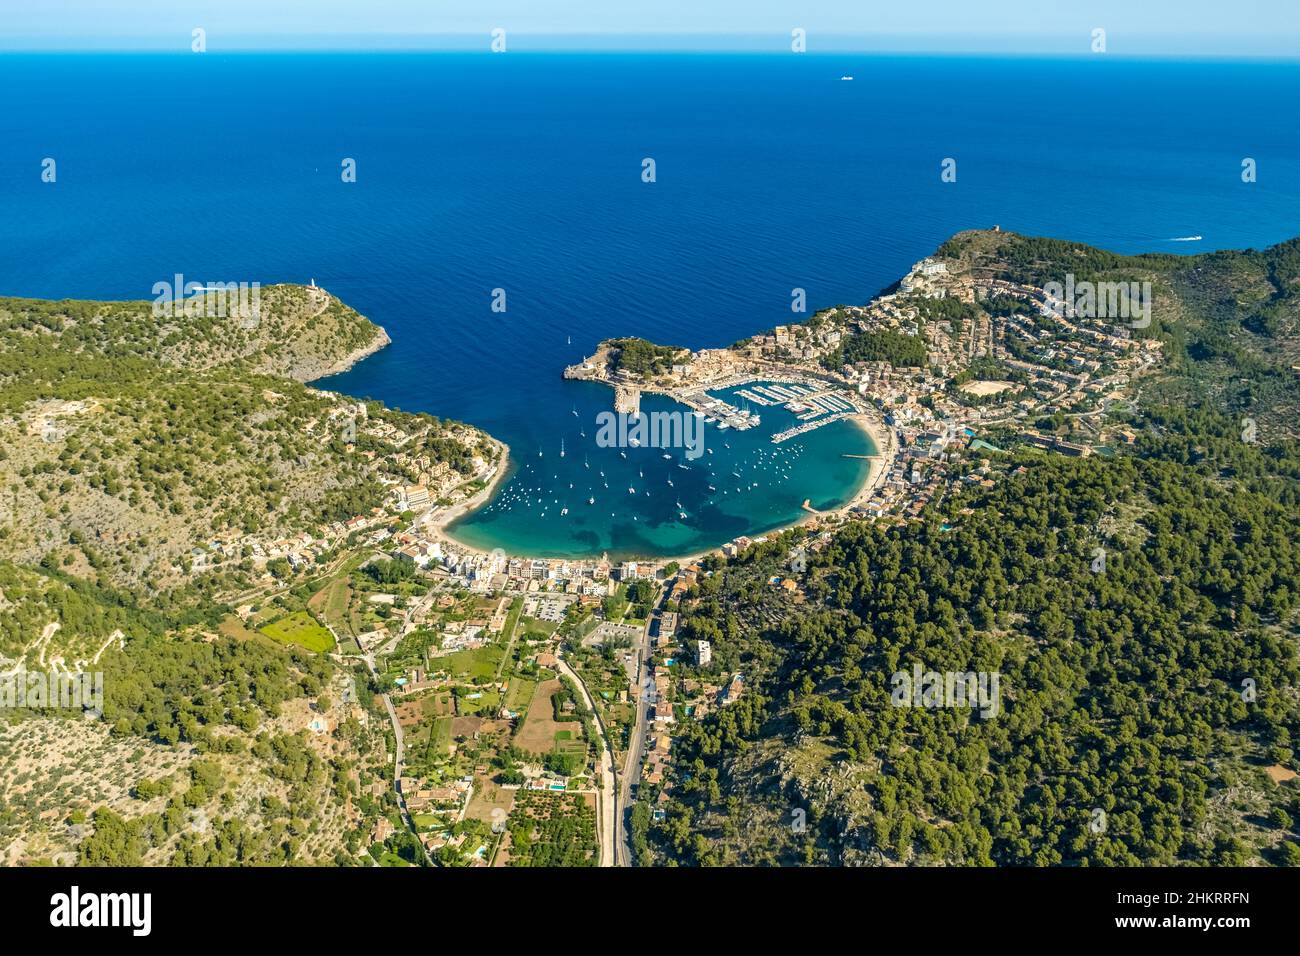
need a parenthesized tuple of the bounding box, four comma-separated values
(2, 53, 1299, 555)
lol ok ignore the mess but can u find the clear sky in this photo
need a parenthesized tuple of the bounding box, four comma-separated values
(2, 0, 1299, 54)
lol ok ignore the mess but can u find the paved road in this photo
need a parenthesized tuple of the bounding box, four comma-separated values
(357, 645, 430, 864)
(553, 654, 617, 868)
(615, 583, 671, 866)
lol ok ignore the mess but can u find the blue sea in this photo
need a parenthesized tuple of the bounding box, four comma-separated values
(2, 52, 1299, 557)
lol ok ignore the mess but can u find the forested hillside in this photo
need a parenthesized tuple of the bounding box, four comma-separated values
(0, 286, 483, 865)
(648, 232, 1300, 867)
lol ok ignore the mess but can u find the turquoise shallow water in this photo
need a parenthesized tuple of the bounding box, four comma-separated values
(445, 385, 874, 559)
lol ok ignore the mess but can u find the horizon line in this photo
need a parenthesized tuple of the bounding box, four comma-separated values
(4, 30, 1300, 58)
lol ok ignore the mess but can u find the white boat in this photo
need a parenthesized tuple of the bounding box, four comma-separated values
(588, 497, 595, 505)
(662, 454, 672, 460)
(560, 507, 568, 516)
(841, 75, 854, 81)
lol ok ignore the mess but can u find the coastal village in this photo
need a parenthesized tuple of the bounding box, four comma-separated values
(203, 235, 1164, 866)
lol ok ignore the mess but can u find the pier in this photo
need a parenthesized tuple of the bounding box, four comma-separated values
(771, 411, 853, 444)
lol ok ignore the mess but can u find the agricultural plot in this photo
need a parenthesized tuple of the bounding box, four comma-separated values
(258, 610, 335, 653)
(504, 791, 597, 867)
(308, 577, 353, 635)
(515, 679, 583, 756)
(503, 677, 537, 714)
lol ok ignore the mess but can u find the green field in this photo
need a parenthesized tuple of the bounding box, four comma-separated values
(504, 677, 537, 713)
(437, 644, 504, 680)
(426, 715, 454, 759)
(458, 689, 501, 716)
(309, 577, 353, 635)
(259, 610, 335, 653)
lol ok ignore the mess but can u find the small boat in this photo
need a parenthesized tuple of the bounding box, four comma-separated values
(559, 438, 565, 458)
(619, 451, 627, 459)
(707, 485, 716, 491)
(667, 478, 674, 487)
(560, 507, 568, 516)
(629, 437, 640, 447)
(678, 511, 687, 519)
(731, 471, 742, 478)
(628, 486, 636, 494)
(678, 463, 690, 470)
(841, 75, 854, 81)
(662, 454, 672, 460)
(588, 496, 595, 505)
(572, 406, 578, 417)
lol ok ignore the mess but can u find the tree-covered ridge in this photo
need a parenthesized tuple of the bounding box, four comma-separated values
(827, 328, 929, 368)
(0, 284, 381, 382)
(0, 288, 491, 589)
(606, 337, 686, 376)
(650, 409, 1300, 866)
